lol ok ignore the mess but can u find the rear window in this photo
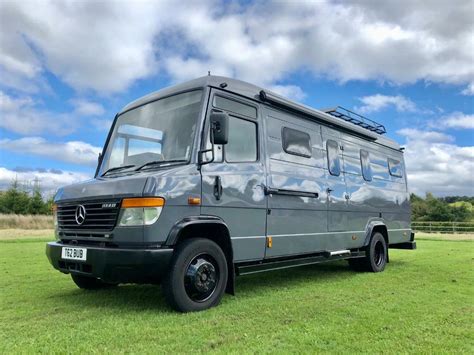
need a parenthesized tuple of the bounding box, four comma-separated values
(388, 158, 403, 177)
(327, 140, 341, 176)
(360, 149, 372, 181)
(282, 127, 312, 158)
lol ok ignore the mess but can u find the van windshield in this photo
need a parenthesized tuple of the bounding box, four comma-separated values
(99, 90, 203, 176)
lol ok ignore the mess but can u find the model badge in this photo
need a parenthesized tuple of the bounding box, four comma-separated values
(102, 203, 116, 208)
(75, 205, 86, 225)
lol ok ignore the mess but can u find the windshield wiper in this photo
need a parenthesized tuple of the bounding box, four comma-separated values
(135, 159, 188, 171)
(101, 164, 136, 177)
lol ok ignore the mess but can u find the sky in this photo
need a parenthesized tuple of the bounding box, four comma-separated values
(0, 0, 473, 197)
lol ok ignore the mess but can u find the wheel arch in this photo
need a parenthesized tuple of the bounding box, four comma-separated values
(165, 216, 235, 295)
(363, 220, 389, 262)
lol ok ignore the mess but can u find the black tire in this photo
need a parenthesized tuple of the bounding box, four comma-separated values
(71, 274, 116, 290)
(162, 238, 228, 312)
(348, 232, 387, 272)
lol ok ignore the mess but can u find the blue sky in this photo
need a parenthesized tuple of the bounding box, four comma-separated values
(0, 0, 473, 196)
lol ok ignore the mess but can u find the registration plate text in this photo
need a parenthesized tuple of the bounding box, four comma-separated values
(61, 247, 87, 261)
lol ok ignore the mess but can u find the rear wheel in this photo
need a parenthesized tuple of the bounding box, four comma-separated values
(163, 238, 228, 312)
(348, 232, 387, 272)
(71, 274, 116, 290)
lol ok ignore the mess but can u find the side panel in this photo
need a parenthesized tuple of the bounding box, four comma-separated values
(264, 106, 328, 258)
(341, 134, 411, 245)
(200, 90, 267, 262)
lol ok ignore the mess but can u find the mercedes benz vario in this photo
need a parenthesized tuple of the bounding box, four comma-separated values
(46, 76, 416, 312)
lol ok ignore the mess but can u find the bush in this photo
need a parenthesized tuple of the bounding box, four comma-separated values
(0, 179, 53, 215)
(411, 193, 473, 222)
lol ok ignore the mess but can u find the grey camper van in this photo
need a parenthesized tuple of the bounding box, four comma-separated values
(46, 76, 416, 312)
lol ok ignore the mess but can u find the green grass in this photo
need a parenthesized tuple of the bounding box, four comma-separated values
(1, 236, 473, 354)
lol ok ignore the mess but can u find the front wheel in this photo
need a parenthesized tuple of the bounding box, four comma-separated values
(348, 232, 387, 272)
(163, 238, 228, 312)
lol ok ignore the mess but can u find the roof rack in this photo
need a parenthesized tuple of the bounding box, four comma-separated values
(322, 106, 387, 135)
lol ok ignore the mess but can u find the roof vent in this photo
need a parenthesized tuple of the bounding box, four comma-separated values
(323, 106, 387, 135)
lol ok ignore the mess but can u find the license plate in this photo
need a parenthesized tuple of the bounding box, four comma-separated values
(61, 247, 87, 261)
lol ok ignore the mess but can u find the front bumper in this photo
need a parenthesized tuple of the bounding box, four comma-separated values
(46, 242, 173, 284)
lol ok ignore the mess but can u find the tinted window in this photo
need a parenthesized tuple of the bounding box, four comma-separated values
(214, 96, 257, 119)
(327, 140, 341, 176)
(360, 149, 372, 181)
(226, 117, 257, 162)
(388, 158, 403, 177)
(282, 127, 312, 158)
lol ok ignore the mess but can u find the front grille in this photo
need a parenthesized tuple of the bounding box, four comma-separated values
(57, 199, 121, 231)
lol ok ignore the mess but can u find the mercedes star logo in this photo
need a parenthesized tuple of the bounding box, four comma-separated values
(75, 205, 86, 225)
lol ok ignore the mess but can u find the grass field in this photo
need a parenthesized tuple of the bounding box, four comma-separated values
(0, 233, 473, 353)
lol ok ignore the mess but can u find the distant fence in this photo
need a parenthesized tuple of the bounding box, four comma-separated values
(412, 221, 474, 234)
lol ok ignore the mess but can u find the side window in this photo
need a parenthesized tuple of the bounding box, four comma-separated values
(226, 117, 257, 162)
(388, 158, 403, 177)
(327, 139, 341, 176)
(282, 127, 312, 158)
(360, 149, 372, 181)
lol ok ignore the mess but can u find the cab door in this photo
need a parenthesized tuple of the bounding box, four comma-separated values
(200, 90, 267, 262)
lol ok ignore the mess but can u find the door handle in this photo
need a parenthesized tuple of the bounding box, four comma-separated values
(214, 176, 223, 200)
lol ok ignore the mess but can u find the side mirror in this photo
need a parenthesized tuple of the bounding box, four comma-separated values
(210, 112, 229, 145)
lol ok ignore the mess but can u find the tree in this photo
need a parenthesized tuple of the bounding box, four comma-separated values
(0, 178, 30, 214)
(28, 184, 49, 215)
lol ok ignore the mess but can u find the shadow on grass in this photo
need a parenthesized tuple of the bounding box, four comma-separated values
(50, 259, 406, 312)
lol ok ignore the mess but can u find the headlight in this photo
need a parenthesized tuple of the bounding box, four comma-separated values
(118, 197, 165, 226)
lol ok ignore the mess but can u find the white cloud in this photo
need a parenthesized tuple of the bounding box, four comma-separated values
(0, 0, 162, 94)
(0, 167, 90, 197)
(397, 128, 474, 196)
(461, 83, 474, 96)
(0, 91, 109, 135)
(70, 99, 105, 116)
(0, 137, 101, 167)
(426, 111, 474, 130)
(0, 91, 75, 135)
(438, 112, 474, 130)
(270, 85, 306, 101)
(356, 94, 417, 114)
(1, 1, 473, 95)
(397, 128, 454, 143)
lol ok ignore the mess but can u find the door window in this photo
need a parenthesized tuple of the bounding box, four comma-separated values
(214, 95, 257, 119)
(226, 117, 258, 162)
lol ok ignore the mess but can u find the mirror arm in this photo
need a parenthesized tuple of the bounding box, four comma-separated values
(198, 127, 215, 166)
